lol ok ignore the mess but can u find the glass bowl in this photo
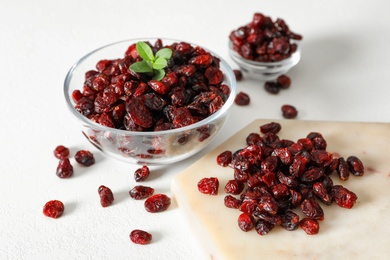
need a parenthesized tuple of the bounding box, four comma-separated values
(64, 38, 236, 165)
(228, 42, 301, 81)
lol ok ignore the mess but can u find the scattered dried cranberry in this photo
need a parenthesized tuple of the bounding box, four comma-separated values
(234, 92, 250, 106)
(56, 158, 73, 178)
(347, 156, 364, 176)
(224, 195, 241, 209)
(53, 145, 69, 159)
(43, 200, 64, 219)
(75, 150, 95, 166)
(264, 81, 280, 94)
(260, 122, 281, 134)
(198, 177, 219, 195)
(129, 185, 155, 200)
(277, 75, 291, 89)
(134, 166, 150, 182)
(224, 180, 245, 195)
(300, 218, 319, 235)
(233, 70, 243, 81)
(98, 185, 114, 207)
(281, 104, 298, 119)
(130, 229, 152, 245)
(144, 194, 171, 213)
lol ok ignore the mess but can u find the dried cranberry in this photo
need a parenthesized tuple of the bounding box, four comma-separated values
(224, 195, 241, 209)
(337, 157, 350, 181)
(126, 97, 153, 129)
(255, 219, 274, 235)
(300, 198, 324, 220)
(198, 177, 219, 195)
(225, 180, 245, 195)
(264, 81, 280, 94)
(56, 158, 73, 178)
(331, 185, 358, 209)
(260, 122, 281, 134)
(134, 166, 150, 182)
(43, 200, 64, 219)
(277, 75, 291, 89)
(237, 213, 255, 232)
(233, 70, 243, 81)
(300, 218, 319, 235)
(281, 211, 300, 231)
(130, 230, 152, 245)
(54, 145, 69, 159)
(98, 185, 114, 207)
(205, 67, 223, 85)
(347, 156, 364, 176)
(144, 194, 171, 213)
(75, 150, 95, 166)
(216, 150, 232, 167)
(281, 104, 298, 119)
(234, 92, 250, 106)
(129, 185, 155, 200)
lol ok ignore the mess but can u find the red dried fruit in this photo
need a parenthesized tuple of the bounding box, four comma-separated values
(129, 185, 155, 200)
(225, 179, 245, 195)
(337, 157, 350, 181)
(231, 13, 301, 62)
(233, 70, 243, 81)
(43, 200, 64, 219)
(277, 75, 291, 89)
(216, 150, 232, 167)
(56, 158, 73, 178)
(257, 195, 278, 215)
(98, 185, 114, 207)
(255, 219, 274, 235)
(264, 81, 280, 94)
(238, 212, 255, 232)
(54, 145, 69, 159)
(126, 97, 153, 129)
(300, 218, 319, 235)
(130, 229, 152, 245)
(224, 195, 241, 209)
(234, 92, 250, 106)
(281, 211, 300, 231)
(347, 156, 364, 176)
(300, 198, 324, 220)
(134, 166, 150, 182)
(332, 185, 358, 209)
(198, 177, 219, 195)
(75, 150, 95, 166)
(205, 67, 223, 85)
(144, 194, 171, 213)
(281, 104, 298, 119)
(260, 122, 281, 134)
(74, 39, 230, 132)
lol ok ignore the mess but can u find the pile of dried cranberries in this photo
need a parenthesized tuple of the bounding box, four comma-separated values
(73, 39, 230, 132)
(229, 12, 302, 62)
(198, 122, 364, 235)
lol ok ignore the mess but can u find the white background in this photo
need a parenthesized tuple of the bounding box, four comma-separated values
(1, 0, 390, 259)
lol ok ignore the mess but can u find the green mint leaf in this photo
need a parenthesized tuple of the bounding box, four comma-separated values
(130, 60, 153, 73)
(136, 41, 154, 62)
(152, 57, 168, 70)
(152, 69, 165, 81)
(155, 48, 172, 60)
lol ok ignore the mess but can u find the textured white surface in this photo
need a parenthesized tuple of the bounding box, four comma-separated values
(1, 0, 390, 259)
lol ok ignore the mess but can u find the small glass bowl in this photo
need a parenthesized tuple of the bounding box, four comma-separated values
(64, 38, 236, 165)
(228, 42, 301, 81)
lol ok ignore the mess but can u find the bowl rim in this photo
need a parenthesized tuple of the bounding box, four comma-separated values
(64, 37, 237, 136)
(228, 40, 301, 67)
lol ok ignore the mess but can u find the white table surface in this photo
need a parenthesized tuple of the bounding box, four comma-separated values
(1, 0, 389, 259)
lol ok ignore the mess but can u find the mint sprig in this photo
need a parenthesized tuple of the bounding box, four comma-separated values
(129, 41, 172, 81)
